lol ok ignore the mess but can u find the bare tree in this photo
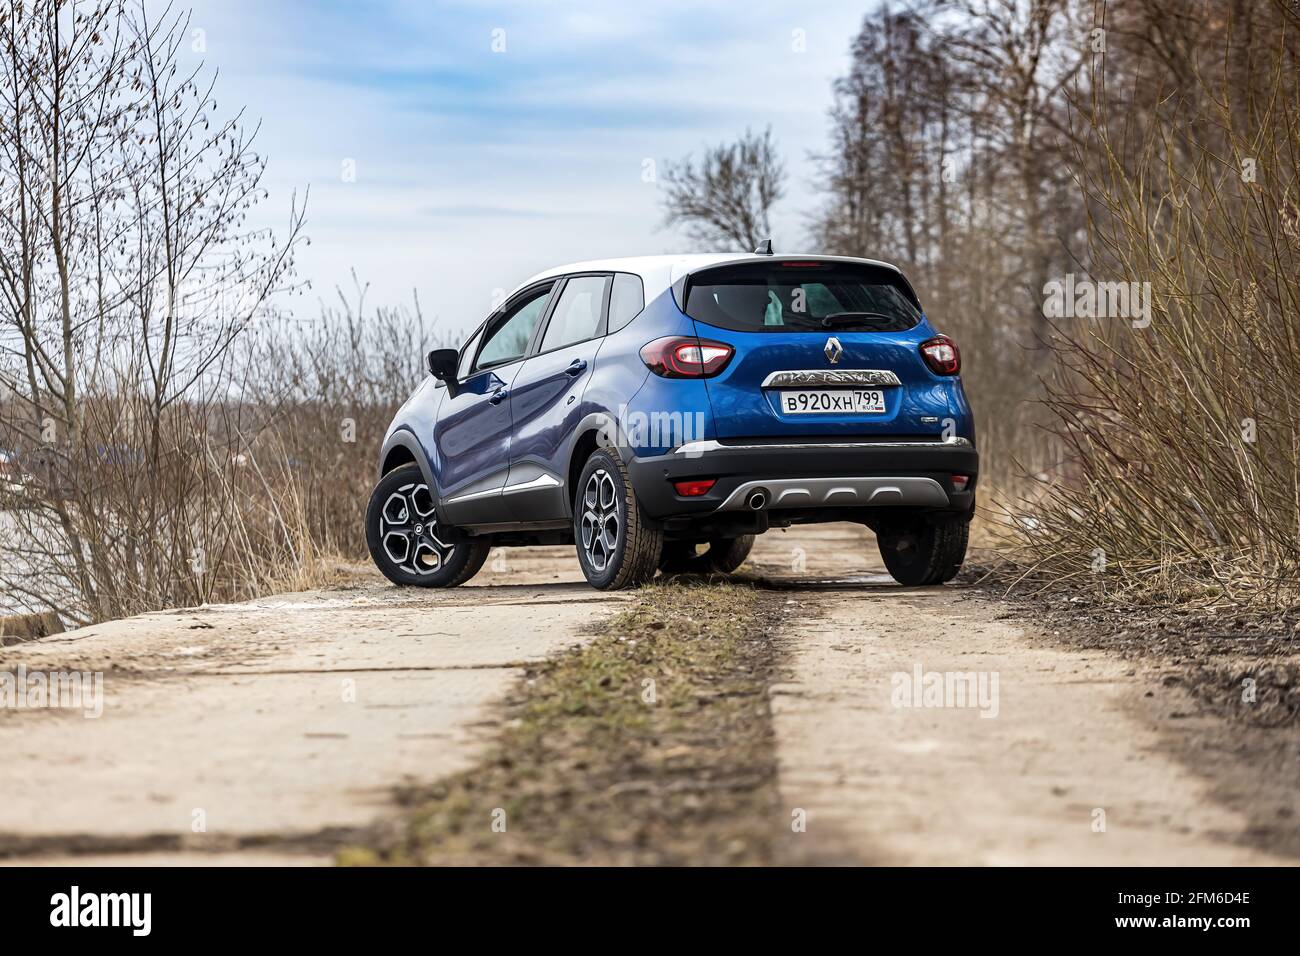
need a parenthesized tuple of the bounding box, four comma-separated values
(932, 0, 1091, 351)
(660, 126, 785, 251)
(808, 0, 1300, 608)
(0, 0, 305, 623)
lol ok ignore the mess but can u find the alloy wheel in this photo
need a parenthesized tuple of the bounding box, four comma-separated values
(579, 468, 620, 572)
(377, 481, 455, 576)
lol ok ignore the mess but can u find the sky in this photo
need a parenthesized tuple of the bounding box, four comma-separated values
(176, 0, 869, 338)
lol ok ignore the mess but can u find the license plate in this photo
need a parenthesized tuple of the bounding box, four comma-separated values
(778, 389, 886, 414)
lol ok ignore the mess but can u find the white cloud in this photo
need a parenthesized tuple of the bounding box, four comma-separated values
(177, 0, 868, 338)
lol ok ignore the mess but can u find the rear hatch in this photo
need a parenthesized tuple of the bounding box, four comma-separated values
(682, 258, 941, 440)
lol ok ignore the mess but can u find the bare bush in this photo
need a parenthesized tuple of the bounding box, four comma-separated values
(0, 0, 306, 623)
(998, 6, 1300, 613)
(230, 279, 456, 565)
(0, 4, 466, 627)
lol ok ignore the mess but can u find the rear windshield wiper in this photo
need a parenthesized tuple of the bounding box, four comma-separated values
(820, 311, 897, 328)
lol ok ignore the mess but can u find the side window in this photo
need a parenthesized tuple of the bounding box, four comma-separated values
(474, 284, 554, 372)
(608, 273, 644, 333)
(537, 275, 608, 353)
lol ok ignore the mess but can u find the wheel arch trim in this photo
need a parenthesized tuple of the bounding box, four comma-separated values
(378, 428, 437, 491)
(560, 411, 631, 516)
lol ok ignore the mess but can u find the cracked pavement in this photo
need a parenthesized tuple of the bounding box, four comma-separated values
(2, 526, 1295, 866)
(0, 546, 624, 864)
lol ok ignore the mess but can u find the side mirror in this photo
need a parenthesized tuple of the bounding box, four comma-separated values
(426, 348, 459, 395)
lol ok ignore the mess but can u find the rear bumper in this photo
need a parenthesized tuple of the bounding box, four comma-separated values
(627, 437, 978, 519)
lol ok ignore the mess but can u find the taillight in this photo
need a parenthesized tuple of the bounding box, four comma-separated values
(640, 336, 734, 378)
(673, 478, 716, 497)
(920, 334, 960, 375)
(951, 474, 970, 492)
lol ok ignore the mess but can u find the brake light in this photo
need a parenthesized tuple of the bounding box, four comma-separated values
(951, 474, 970, 492)
(640, 337, 734, 377)
(673, 478, 716, 497)
(920, 334, 960, 375)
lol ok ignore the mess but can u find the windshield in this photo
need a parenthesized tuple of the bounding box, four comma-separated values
(684, 261, 922, 333)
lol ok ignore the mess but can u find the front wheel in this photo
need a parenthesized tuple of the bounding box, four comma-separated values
(876, 514, 969, 586)
(573, 449, 662, 590)
(366, 464, 490, 587)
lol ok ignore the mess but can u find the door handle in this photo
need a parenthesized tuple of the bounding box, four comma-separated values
(488, 387, 508, 405)
(565, 358, 588, 377)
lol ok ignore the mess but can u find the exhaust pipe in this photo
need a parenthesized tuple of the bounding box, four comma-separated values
(747, 489, 768, 511)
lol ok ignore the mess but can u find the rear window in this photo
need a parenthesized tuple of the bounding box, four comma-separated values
(683, 261, 922, 333)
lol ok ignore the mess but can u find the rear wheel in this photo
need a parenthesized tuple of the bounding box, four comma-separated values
(574, 449, 662, 590)
(876, 514, 968, 586)
(659, 535, 755, 574)
(366, 464, 490, 587)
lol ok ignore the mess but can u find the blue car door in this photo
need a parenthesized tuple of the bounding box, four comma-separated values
(504, 273, 610, 523)
(436, 281, 557, 526)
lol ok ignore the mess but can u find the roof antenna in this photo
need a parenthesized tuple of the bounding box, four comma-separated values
(753, 238, 773, 255)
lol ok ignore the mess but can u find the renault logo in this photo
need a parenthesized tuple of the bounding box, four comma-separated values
(824, 336, 843, 364)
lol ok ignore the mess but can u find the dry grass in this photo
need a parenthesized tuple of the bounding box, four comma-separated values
(342, 580, 784, 866)
(991, 20, 1300, 625)
(0, 287, 454, 624)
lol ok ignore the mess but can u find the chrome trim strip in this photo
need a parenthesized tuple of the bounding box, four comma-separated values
(443, 486, 502, 504)
(445, 473, 563, 505)
(760, 369, 902, 389)
(717, 476, 950, 511)
(502, 474, 563, 494)
(673, 436, 972, 455)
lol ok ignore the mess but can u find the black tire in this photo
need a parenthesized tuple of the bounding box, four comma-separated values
(659, 535, 755, 574)
(366, 464, 490, 587)
(876, 514, 969, 586)
(573, 448, 662, 590)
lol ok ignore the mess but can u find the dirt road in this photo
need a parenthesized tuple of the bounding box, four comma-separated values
(1, 524, 1294, 865)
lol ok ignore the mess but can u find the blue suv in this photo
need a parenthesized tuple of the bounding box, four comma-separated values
(366, 250, 977, 590)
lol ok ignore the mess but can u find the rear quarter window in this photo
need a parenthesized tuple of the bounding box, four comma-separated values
(608, 273, 644, 332)
(684, 261, 921, 333)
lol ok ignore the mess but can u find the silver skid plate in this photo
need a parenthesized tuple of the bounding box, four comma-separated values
(717, 476, 949, 511)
